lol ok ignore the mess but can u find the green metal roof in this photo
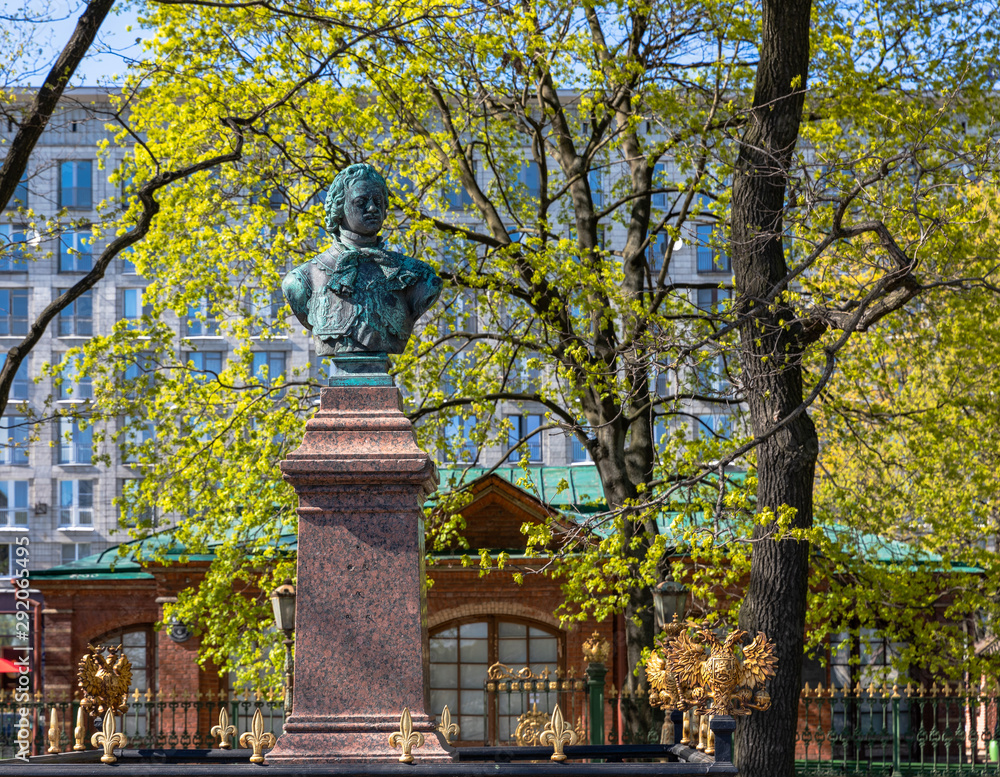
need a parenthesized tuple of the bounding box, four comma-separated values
(29, 525, 292, 582)
(31, 464, 978, 580)
(437, 465, 606, 513)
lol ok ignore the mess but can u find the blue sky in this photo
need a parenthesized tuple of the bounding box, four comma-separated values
(5, 0, 145, 86)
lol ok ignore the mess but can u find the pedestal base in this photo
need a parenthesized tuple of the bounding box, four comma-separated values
(267, 712, 453, 763)
(270, 385, 451, 764)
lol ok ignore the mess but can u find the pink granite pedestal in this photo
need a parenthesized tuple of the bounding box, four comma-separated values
(266, 385, 452, 763)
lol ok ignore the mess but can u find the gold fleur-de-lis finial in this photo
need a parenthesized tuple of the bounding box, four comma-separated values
(91, 712, 128, 764)
(211, 706, 237, 749)
(538, 704, 578, 762)
(437, 705, 460, 745)
(73, 705, 87, 751)
(388, 707, 424, 763)
(47, 708, 61, 753)
(239, 708, 276, 764)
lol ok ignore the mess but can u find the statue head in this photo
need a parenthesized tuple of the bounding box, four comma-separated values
(324, 163, 390, 236)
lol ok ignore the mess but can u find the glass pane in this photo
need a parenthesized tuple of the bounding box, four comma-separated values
(429, 636, 458, 662)
(460, 638, 488, 663)
(498, 622, 526, 638)
(459, 715, 484, 740)
(430, 689, 458, 715)
(459, 663, 488, 689)
(460, 689, 485, 714)
(498, 639, 527, 664)
(529, 637, 558, 664)
(430, 664, 457, 689)
(459, 621, 488, 638)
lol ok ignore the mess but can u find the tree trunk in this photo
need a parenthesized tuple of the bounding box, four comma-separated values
(730, 0, 816, 775)
(590, 415, 661, 743)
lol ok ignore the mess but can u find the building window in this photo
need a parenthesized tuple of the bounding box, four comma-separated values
(60, 160, 93, 209)
(694, 414, 732, 441)
(446, 161, 476, 211)
(13, 174, 28, 209)
(443, 292, 478, 336)
(693, 355, 728, 396)
(648, 231, 668, 276)
(589, 169, 603, 208)
(120, 246, 138, 274)
(0, 545, 11, 577)
(0, 611, 29, 653)
(0, 289, 29, 336)
(96, 626, 154, 700)
(59, 229, 93, 272)
(696, 224, 730, 273)
(119, 288, 149, 325)
(58, 479, 94, 526)
(118, 479, 156, 528)
(117, 352, 156, 400)
(695, 287, 730, 313)
(60, 543, 91, 564)
(0, 225, 29, 271)
(57, 354, 94, 401)
(57, 417, 93, 465)
(57, 290, 93, 336)
(185, 351, 224, 382)
(120, 415, 155, 465)
(520, 161, 540, 200)
(829, 631, 910, 746)
(0, 481, 29, 527)
(651, 163, 666, 208)
(507, 414, 543, 463)
(441, 416, 478, 464)
(185, 300, 220, 337)
(429, 618, 562, 745)
(252, 351, 286, 385)
(0, 417, 29, 465)
(8, 356, 29, 401)
(246, 289, 283, 336)
(571, 434, 592, 463)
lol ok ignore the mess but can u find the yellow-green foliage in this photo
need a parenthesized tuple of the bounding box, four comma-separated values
(54, 0, 1000, 688)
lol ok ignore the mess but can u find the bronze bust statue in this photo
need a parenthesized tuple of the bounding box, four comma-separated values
(282, 164, 442, 362)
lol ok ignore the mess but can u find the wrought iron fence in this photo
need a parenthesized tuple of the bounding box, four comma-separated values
(482, 663, 592, 746)
(608, 684, 665, 745)
(0, 689, 284, 759)
(796, 684, 1000, 776)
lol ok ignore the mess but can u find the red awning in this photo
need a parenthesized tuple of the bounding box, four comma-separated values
(0, 657, 22, 674)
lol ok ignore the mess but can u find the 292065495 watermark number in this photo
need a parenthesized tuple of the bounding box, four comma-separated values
(10, 536, 32, 761)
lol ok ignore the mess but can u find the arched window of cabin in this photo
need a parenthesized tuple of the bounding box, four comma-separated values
(429, 617, 563, 745)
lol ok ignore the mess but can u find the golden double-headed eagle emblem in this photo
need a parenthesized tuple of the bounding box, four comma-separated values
(645, 618, 777, 717)
(78, 644, 133, 717)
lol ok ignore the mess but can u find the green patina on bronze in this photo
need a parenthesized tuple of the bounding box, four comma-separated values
(282, 163, 442, 383)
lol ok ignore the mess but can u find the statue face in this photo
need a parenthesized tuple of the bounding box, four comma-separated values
(342, 180, 386, 237)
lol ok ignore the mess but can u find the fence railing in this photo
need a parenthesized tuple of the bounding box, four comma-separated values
(482, 663, 594, 746)
(8, 680, 998, 774)
(796, 683, 1000, 775)
(0, 689, 284, 759)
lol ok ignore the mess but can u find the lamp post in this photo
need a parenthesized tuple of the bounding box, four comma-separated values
(270, 580, 296, 718)
(652, 579, 689, 630)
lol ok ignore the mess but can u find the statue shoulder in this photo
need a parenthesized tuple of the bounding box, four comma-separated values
(385, 249, 439, 278)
